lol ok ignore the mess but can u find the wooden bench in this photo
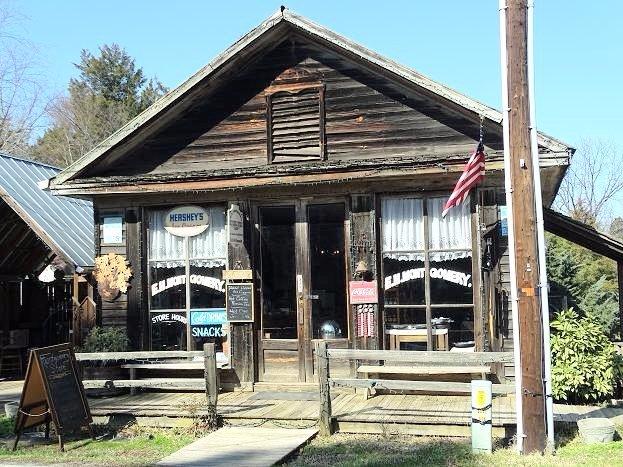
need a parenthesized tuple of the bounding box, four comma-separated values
(120, 361, 223, 394)
(314, 344, 515, 436)
(75, 349, 221, 394)
(76, 345, 220, 429)
(357, 364, 491, 380)
(356, 361, 494, 398)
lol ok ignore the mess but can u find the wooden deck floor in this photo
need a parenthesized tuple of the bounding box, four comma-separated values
(88, 390, 516, 436)
(5, 380, 623, 438)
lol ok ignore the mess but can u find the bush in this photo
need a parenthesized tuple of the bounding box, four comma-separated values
(81, 326, 129, 353)
(551, 308, 618, 403)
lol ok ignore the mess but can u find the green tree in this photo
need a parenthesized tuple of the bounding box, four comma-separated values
(546, 232, 619, 336)
(33, 44, 166, 167)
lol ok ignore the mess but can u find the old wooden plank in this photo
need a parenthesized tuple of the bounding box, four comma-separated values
(356, 365, 492, 375)
(316, 341, 333, 436)
(329, 378, 514, 394)
(327, 349, 513, 363)
(76, 351, 204, 361)
(83, 379, 206, 389)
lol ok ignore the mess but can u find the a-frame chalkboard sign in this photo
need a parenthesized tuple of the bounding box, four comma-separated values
(13, 343, 93, 451)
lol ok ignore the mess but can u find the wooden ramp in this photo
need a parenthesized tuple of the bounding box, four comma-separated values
(157, 427, 317, 467)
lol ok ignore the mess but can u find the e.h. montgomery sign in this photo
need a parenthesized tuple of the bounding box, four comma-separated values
(385, 267, 472, 290)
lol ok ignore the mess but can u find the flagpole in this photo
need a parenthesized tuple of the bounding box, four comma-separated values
(526, 1, 555, 450)
(498, 0, 525, 453)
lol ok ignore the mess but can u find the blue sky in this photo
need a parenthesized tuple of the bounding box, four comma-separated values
(14, 0, 623, 151)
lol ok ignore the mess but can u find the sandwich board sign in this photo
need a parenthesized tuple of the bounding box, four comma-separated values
(13, 343, 93, 451)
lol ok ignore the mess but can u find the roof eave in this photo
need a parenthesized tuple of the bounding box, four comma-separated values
(50, 8, 574, 189)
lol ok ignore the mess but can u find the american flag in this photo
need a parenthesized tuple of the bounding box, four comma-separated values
(442, 142, 486, 217)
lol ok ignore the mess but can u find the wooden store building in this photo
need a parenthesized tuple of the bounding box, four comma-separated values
(48, 10, 573, 384)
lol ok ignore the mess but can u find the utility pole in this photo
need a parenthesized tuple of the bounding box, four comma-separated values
(500, 0, 547, 453)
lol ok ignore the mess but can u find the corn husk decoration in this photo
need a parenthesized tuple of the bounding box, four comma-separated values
(93, 253, 133, 301)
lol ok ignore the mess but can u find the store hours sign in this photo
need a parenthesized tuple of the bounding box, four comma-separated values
(164, 205, 210, 237)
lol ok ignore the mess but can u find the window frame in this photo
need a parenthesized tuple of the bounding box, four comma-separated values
(100, 214, 124, 246)
(380, 193, 477, 351)
(147, 205, 227, 351)
(265, 83, 326, 163)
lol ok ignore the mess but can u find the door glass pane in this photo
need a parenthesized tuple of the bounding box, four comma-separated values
(432, 307, 475, 350)
(385, 309, 428, 351)
(382, 255, 425, 306)
(309, 203, 347, 339)
(260, 206, 297, 339)
(149, 264, 186, 310)
(429, 256, 473, 304)
(150, 311, 187, 350)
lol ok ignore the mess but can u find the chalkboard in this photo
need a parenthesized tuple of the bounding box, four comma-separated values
(37, 346, 91, 432)
(13, 344, 92, 451)
(226, 282, 254, 322)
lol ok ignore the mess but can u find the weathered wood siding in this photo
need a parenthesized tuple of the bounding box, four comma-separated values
(86, 38, 494, 178)
(95, 209, 129, 333)
(94, 207, 146, 349)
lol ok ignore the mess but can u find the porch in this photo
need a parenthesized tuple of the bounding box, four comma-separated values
(87, 389, 516, 438)
(4, 378, 623, 438)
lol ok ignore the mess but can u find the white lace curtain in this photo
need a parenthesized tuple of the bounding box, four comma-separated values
(148, 207, 227, 268)
(382, 198, 424, 260)
(382, 196, 471, 261)
(427, 197, 471, 260)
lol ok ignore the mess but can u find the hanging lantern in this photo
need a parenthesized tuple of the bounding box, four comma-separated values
(354, 259, 370, 277)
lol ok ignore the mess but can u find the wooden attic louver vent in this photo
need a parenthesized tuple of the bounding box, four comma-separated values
(266, 84, 326, 163)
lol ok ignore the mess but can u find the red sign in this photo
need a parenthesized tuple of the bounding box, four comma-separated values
(349, 281, 378, 304)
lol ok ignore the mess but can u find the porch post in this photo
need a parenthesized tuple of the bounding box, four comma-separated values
(228, 201, 255, 383)
(350, 194, 378, 351)
(618, 262, 623, 338)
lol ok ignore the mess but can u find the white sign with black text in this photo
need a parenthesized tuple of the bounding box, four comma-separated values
(164, 205, 210, 237)
(227, 204, 244, 246)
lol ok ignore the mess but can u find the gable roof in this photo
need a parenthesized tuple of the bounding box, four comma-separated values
(0, 153, 94, 268)
(50, 8, 573, 189)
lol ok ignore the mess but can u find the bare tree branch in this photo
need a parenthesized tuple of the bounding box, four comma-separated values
(0, 1, 46, 155)
(555, 138, 623, 227)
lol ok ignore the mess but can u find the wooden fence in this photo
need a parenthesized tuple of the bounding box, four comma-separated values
(76, 345, 219, 423)
(315, 342, 515, 436)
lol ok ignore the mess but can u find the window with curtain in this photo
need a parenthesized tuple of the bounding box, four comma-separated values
(381, 195, 474, 351)
(148, 206, 227, 351)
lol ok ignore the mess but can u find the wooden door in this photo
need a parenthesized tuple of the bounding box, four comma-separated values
(302, 201, 351, 381)
(256, 200, 350, 382)
(256, 203, 304, 382)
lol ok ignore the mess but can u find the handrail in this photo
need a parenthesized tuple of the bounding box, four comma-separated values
(75, 350, 204, 361)
(326, 349, 514, 364)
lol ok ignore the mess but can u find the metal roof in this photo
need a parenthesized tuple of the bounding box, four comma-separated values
(0, 153, 94, 268)
(544, 207, 623, 262)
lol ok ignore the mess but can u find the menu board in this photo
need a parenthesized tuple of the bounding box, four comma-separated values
(38, 346, 91, 432)
(226, 283, 254, 322)
(13, 343, 92, 451)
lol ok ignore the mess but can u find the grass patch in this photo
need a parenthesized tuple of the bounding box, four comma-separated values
(286, 433, 623, 467)
(0, 416, 13, 437)
(0, 416, 195, 466)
